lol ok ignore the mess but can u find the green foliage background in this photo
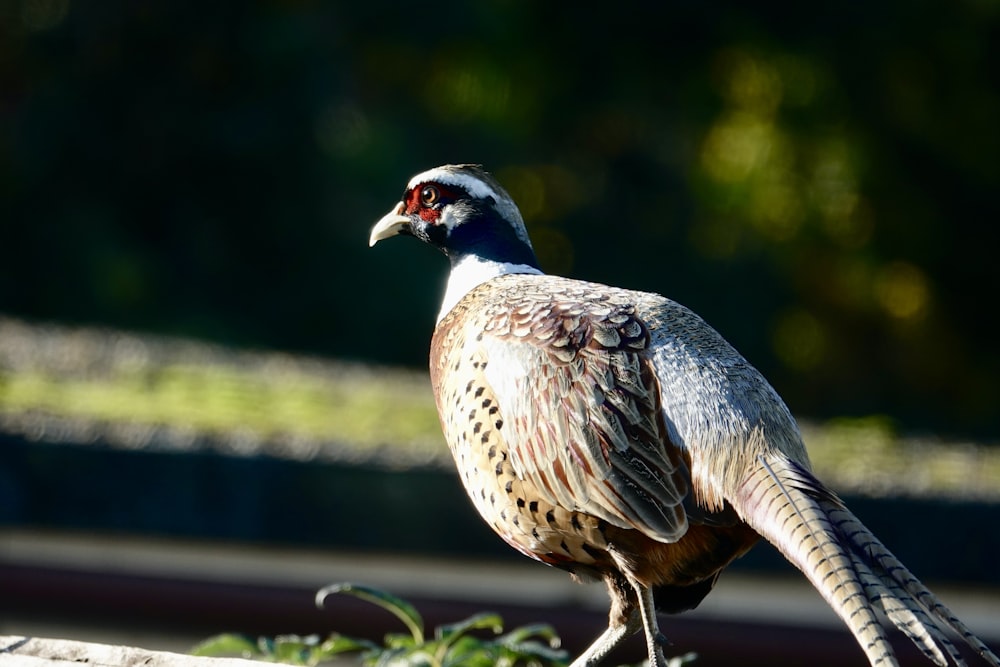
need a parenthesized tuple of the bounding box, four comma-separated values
(2, 0, 999, 437)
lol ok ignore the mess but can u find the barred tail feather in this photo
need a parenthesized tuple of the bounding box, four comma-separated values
(739, 455, 898, 666)
(824, 500, 1000, 667)
(738, 454, 1000, 667)
(850, 546, 955, 666)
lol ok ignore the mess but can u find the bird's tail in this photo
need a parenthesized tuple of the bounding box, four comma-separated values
(736, 454, 999, 667)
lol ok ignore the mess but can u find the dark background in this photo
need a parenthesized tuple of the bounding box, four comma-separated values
(3, 0, 999, 438)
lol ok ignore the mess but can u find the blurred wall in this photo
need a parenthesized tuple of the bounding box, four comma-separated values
(2, 0, 998, 437)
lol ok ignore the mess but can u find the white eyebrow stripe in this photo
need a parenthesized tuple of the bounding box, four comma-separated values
(406, 167, 499, 201)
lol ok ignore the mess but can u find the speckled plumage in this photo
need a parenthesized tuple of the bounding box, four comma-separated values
(370, 164, 999, 667)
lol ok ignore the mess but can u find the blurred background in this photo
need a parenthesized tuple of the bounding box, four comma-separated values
(1, 1, 998, 665)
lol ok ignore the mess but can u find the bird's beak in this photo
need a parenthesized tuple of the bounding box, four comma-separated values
(369, 202, 411, 247)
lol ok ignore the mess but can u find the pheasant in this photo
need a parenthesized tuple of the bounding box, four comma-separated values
(368, 164, 999, 667)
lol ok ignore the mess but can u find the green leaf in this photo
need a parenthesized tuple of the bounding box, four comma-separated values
(368, 646, 433, 667)
(440, 635, 497, 667)
(496, 623, 562, 649)
(191, 633, 263, 659)
(254, 636, 275, 657)
(434, 611, 504, 644)
(270, 636, 312, 665)
(383, 632, 419, 650)
(493, 623, 568, 664)
(313, 633, 380, 662)
(500, 641, 568, 665)
(196, 587, 575, 666)
(316, 582, 425, 644)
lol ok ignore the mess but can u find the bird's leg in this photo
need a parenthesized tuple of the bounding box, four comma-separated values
(568, 610, 641, 667)
(632, 581, 669, 667)
(606, 549, 670, 667)
(572, 582, 667, 667)
(571, 558, 671, 667)
(570, 573, 643, 667)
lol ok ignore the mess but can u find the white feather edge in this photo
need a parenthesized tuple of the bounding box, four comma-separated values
(407, 166, 500, 201)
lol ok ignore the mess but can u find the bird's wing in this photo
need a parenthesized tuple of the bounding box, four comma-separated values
(467, 278, 693, 542)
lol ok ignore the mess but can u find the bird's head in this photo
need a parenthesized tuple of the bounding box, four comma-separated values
(369, 164, 540, 269)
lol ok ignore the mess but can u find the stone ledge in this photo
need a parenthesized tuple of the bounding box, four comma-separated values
(0, 635, 262, 667)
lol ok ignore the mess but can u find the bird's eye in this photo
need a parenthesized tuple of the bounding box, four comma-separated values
(420, 185, 440, 207)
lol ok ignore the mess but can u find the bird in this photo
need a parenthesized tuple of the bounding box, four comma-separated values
(368, 163, 999, 667)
